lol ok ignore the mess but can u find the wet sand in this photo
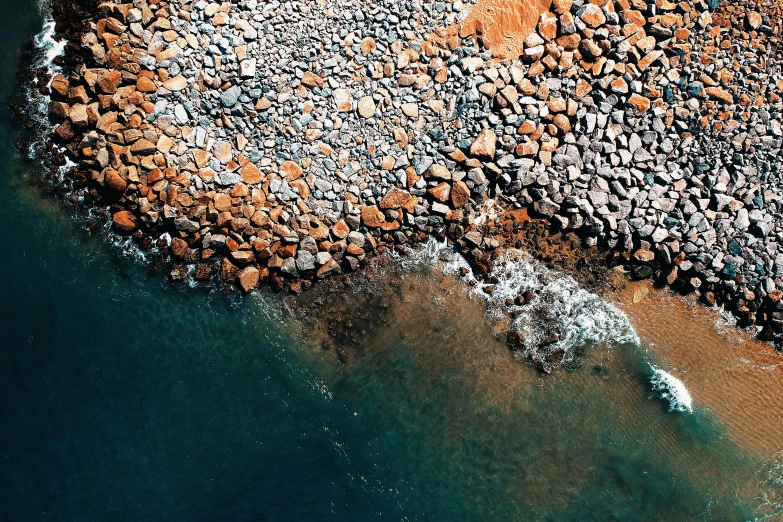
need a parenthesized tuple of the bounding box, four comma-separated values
(288, 256, 778, 519)
(612, 279, 783, 458)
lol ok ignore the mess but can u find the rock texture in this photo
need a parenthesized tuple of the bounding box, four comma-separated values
(36, 0, 783, 345)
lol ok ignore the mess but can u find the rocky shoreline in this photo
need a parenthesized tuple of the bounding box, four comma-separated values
(27, 0, 783, 355)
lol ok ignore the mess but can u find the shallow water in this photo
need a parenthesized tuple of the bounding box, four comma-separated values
(1, 1, 783, 521)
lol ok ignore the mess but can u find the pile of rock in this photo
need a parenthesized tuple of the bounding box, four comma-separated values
(40, 0, 783, 343)
(451, 0, 783, 338)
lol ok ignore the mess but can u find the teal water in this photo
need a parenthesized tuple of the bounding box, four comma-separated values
(1, 2, 782, 521)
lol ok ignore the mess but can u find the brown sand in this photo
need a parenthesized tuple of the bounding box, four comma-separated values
(461, 0, 552, 59)
(612, 279, 783, 458)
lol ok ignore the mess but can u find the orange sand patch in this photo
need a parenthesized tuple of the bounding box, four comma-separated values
(613, 279, 783, 458)
(461, 0, 553, 59)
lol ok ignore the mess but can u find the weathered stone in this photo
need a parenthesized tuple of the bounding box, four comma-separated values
(163, 75, 187, 91)
(237, 266, 260, 293)
(357, 96, 376, 118)
(469, 128, 496, 160)
(361, 205, 386, 227)
(112, 210, 137, 231)
(333, 88, 352, 112)
(380, 188, 412, 209)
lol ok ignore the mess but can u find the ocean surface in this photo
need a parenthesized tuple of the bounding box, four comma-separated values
(2, 2, 783, 521)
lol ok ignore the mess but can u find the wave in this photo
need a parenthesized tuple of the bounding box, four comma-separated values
(28, 6, 66, 160)
(649, 367, 693, 413)
(395, 238, 640, 365)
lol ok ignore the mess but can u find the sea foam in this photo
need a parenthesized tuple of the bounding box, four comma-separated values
(395, 238, 640, 363)
(649, 367, 693, 413)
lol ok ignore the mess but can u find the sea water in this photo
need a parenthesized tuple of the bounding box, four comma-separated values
(1, 1, 783, 521)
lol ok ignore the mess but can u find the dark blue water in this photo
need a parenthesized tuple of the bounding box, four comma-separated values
(1, 2, 782, 521)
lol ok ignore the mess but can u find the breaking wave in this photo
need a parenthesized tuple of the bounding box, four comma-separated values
(396, 237, 640, 359)
(649, 367, 693, 413)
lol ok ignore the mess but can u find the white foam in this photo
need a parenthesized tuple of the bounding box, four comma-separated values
(649, 367, 693, 413)
(395, 238, 640, 364)
(28, 7, 68, 160)
(33, 20, 66, 71)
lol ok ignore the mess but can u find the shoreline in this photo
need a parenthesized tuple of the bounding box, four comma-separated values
(24, 0, 783, 365)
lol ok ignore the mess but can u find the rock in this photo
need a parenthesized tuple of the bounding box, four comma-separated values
(332, 219, 350, 239)
(280, 161, 302, 180)
(401, 103, 419, 118)
(163, 75, 187, 91)
(48, 101, 69, 119)
(534, 198, 560, 217)
(281, 257, 299, 277)
(469, 128, 497, 159)
(242, 163, 262, 184)
(317, 258, 340, 278)
(112, 210, 137, 231)
(428, 182, 451, 202)
(538, 12, 558, 41)
(130, 139, 156, 155)
(237, 266, 260, 293)
(333, 88, 352, 111)
(104, 168, 126, 192)
(427, 164, 452, 181)
(296, 250, 316, 272)
(705, 87, 734, 104)
(633, 249, 655, 263)
(746, 11, 763, 30)
(578, 4, 606, 27)
(628, 94, 651, 112)
(50, 75, 69, 97)
(361, 205, 386, 227)
(96, 70, 121, 93)
(221, 85, 242, 108)
(357, 96, 376, 118)
(553, 114, 571, 133)
(552, 0, 572, 15)
(301, 71, 324, 88)
(69, 104, 88, 126)
(451, 180, 471, 208)
(136, 76, 158, 93)
(380, 188, 412, 209)
(240, 59, 256, 78)
(213, 141, 232, 163)
(360, 37, 376, 55)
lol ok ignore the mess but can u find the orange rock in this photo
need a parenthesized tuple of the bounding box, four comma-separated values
(469, 128, 497, 159)
(705, 86, 734, 104)
(237, 266, 260, 293)
(553, 113, 571, 133)
(97, 70, 122, 93)
(301, 71, 324, 88)
(556, 33, 581, 51)
(280, 160, 303, 180)
(242, 163, 262, 184)
(50, 75, 69, 97)
(104, 167, 127, 192)
(137, 76, 156, 92)
(578, 3, 606, 27)
(331, 219, 350, 239)
(360, 36, 376, 55)
(538, 12, 558, 41)
(628, 93, 651, 112)
(575, 78, 592, 98)
(451, 180, 471, 208)
(112, 210, 137, 231)
(380, 188, 412, 209)
(428, 182, 451, 202)
(361, 205, 386, 228)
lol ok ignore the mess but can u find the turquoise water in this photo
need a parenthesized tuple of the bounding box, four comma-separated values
(1, 2, 782, 520)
